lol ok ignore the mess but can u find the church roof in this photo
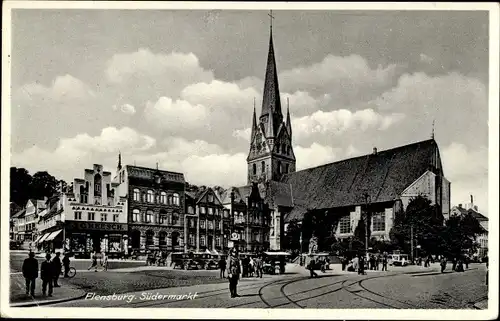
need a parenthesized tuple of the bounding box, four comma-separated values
(125, 165, 185, 183)
(282, 139, 441, 221)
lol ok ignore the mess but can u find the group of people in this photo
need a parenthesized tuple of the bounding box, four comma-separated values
(439, 256, 472, 273)
(341, 252, 389, 274)
(218, 254, 265, 280)
(22, 251, 71, 297)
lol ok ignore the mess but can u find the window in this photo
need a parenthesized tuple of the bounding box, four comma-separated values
(200, 220, 206, 229)
(190, 218, 196, 228)
(372, 212, 386, 232)
(339, 215, 351, 234)
(147, 190, 154, 203)
(159, 232, 167, 247)
(285, 164, 289, 173)
(215, 236, 221, 247)
(88, 212, 95, 221)
(74, 211, 82, 220)
(160, 192, 167, 204)
(224, 210, 229, 218)
(80, 194, 88, 204)
(200, 207, 206, 214)
(189, 234, 195, 246)
(253, 163, 256, 175)
(200, 236, 206, 246)
(159, 215, 167, 224)
(100, 213, 108, 222)
(208, 194, 214, 203)
(145, 210, 153, 223)
(172, 212, 179, 225)
(215, 208, 220, 216)
(145, 230, 154, 247)
(261, 161, 265, 173)
(113, 214, 119, 222)
(133, 189, 140, 201)
(208, 207, 213, 215)
(173, 193, 180, 206)
(168, 195, 173, 205)
(218, 221, 222, 230)
(132, 209, 140, 222)
(208, 221, 214, 229)
(278, 161, 282, 174)
(94, 174, 102, 196)
(188, 206, 194, 214)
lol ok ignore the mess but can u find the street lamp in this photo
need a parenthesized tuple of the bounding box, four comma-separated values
(362, 193, 371, 259)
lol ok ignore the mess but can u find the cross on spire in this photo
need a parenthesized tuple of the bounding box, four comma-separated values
(268, 10, 275, 31)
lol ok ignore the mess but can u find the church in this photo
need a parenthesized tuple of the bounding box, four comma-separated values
(223, 18, 452, 251)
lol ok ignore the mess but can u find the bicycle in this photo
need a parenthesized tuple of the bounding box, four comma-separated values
(60, 266, 77, 278)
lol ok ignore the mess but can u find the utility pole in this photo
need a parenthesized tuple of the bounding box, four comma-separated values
(363, 193, 370, 260)
(410, 225, 414, 263)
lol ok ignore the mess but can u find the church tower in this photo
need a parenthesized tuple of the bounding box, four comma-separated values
(247, 14, 296, 184)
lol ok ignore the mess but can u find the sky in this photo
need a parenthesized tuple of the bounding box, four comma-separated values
(9, 9, 490, 214)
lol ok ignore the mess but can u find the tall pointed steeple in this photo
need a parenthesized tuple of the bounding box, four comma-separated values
(286, 97, 292, 139)
(250, 98, 257, 138)
(117, 151, 122, 171)
(260, 10, 283, 136)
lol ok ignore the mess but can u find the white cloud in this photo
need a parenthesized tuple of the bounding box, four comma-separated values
(181, 80, 260, 111)
(144, 96, 209, 132)
(11, 127, 156, 180)
(293, 109, 405, 140)
(345, 145, 362, 158)
(441, 142, 488, 214)
(18, 74, 95, 101)
(280, 54, 400, 103)
(106, 48, 213, 83)
(232, 128, 251, 141)
(294, 143, 339, 170)
(112, 103, 136, 115)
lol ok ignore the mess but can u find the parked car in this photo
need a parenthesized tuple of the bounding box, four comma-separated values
(389, 254, 409, 266)
(204, 259, 218, 270)
(184, 259, 200, 270)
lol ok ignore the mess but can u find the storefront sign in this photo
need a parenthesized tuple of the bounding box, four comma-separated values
(66, 220, 127, 232)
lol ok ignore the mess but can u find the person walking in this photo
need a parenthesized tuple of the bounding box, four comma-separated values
(88, 251, 98, 272)
(440, 256, 447, 273)
(308, 257, 318, 278)
(62, 253, 71, 277)
(358, 255, 365, 275)
(464, 256, 469, 270)
(22, 252, 38, 297)
(452, 257, 457, 271)
(52, 252, 62, 287)
(249, 257, 255, 277)
(226, 248, 241, 298)
(101, 252, 109, 271)
(382, 253, 388, 271)
(256, 255, 264, 278)
(218, 257, 226, 279)
(41, 253, 54, 297)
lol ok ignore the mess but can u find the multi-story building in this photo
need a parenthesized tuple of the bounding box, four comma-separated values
(10, 203, 22, 240)
(185, 186, 230, 253)
(113, 160, 186, 253)
(37, 164, 128, 257)
(11, 207, 26, 242)
(24, 198, 47, 243)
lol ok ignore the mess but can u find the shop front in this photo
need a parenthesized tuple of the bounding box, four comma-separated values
(65, 220, 128, 259)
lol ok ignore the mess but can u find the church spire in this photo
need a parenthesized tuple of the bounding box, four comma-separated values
(260, 9, 282, 135)
(250, 98, 257, 139)
(286, 97, 292, 139)
(117, 151, 122, 171)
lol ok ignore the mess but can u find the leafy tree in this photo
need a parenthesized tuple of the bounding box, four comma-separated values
(282, 218, 301, 251)
(441, 212, 485, 259)
(30, 171, 59, 200)
(10, 167, 33, 207)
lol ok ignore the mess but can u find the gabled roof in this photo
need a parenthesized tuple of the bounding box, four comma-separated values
(12, 208, 26, 219)
(453, 206, 488, 221)
(281, 139, 441, 221)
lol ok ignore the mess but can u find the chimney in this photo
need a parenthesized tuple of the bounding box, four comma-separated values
(470, 195, 474, 205)
(474, 205, 478, 212)
(372, 147, 378, 155)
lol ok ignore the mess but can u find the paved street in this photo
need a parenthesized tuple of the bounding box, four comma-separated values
(49, 264, 488, 309)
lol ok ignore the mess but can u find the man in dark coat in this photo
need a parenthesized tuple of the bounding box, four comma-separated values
(226, 248, 241, 298)
(62, 253, 71, 277)
(218, 257, 226, 279)
(52, 252, 62, 287)
(308, 257, 318, 278)
(22, 252, 38, 297)
(41, 253, 54, 296)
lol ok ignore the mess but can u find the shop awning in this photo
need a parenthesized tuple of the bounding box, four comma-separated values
(33, 235, 44, 243)
(38, 233, 50, 243)
(45, 230, 62, 241)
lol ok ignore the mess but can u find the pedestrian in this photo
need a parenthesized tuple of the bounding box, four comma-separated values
(102, 252, 109, 271)
(22, 251, 38, 297)
(41, 253, 54, 297)
(249, 257, 255, 277)
(424, 256, 430, 268)
(341, 256, 347, 271)
(452, 257, 457, 271)
(440, 256, 447, 273)
(226, 248, 241, 298)
(52, 252, 62, 287)
(382, 254, 388, 271)
(464, 256, 469, 270)
(62, 253, 71, 277)
(308, 256, 318, 278)
(358, 255, 365, 275)
(257, 255, 264, 278)
(218, 257, 226, 278)
(88, 251, 98, 272)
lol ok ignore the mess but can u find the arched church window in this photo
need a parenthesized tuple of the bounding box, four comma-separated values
(261, 161, 265, 173)
(253, 164, 256, 175)
(278, 161, 282, 174)
(285, 164, 289, 173)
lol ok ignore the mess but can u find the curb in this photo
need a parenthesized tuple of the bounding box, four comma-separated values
(10, 293, 87, 308)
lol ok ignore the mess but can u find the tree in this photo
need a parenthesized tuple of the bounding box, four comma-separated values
(441, 212, 485, 259)
(10, 167, 33, 207)
(389, 195, 445, 258)
(282, 218, 301, 251)
(30, 171, 59, 200)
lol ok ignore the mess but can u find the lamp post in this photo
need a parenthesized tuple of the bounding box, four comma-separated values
(363, 193, 371, 259)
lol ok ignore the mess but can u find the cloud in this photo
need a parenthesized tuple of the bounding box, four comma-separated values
(11, 127, 156, 180)
(294, 143, 339, 170)
(279, 54, 400, 105)
(17, 74, 95, 101)
(232, 128, 251, 141)
(112, 103, 136, 115)
(441, 142, 488, 214)
(293, 109, 405, 140)
(144, 96, 209, 132)
(105, 48, 213, 98)
(419, 53, 434, 64)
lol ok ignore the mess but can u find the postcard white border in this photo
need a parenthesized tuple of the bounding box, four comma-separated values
(1, 2, 499, 320)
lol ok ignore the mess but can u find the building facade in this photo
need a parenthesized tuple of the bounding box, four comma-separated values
(24, 199, 47, 243)
(114, 163, 186, 253)
(451, 198, 488, 259)
(36, 164, 128, 257)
